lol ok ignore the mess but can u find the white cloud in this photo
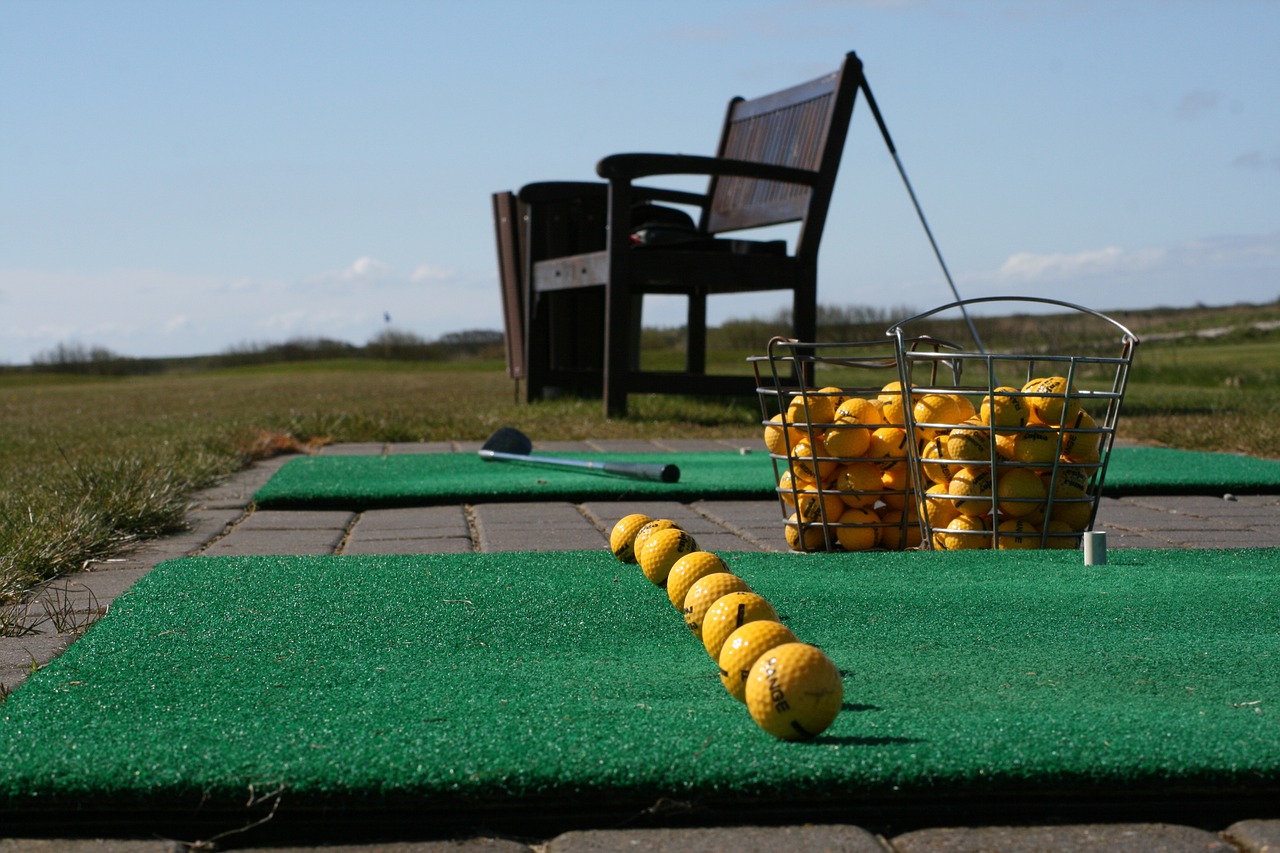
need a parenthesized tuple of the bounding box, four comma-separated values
(338, 256, 392, 281)
(941, 232, 1280, 314)
(993, 246, 1166, 284)
(410, 264, 456, 283)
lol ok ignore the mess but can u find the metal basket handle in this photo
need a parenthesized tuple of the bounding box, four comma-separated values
(886, 296, 1141, 347)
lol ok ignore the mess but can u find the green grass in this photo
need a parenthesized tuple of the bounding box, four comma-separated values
(1119, 336, 1280, 455)
(0, 360, 759, 601)
(3, 308, 1280, 605)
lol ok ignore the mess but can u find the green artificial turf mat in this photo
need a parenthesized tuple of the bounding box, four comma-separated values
(1, 548, 1276, 821)
(253, 450, 776, 508)
(1102, 446, 1280, 495)
(252, 447, 1280, 509)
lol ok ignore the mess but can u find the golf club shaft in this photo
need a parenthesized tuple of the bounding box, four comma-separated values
(478, 449, 679, 483)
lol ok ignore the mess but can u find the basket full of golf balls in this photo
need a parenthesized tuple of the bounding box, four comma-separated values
(889, 296, 1140, 551)
(750, 336, 956, 553)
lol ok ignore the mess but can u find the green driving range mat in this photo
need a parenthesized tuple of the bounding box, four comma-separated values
(252, 447, 1280, 509)
(253, 450, 776, 508)
(1101, 446, 1280, 495)
(1, 548, 1276, 822)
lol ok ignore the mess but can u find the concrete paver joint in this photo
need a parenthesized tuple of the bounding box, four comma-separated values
(333, 511, 365, 556)
(194, 505, 254, 556)
(464, 504, 483, 551)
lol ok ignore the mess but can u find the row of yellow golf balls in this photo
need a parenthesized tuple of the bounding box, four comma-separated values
(609, 512, 844, 741)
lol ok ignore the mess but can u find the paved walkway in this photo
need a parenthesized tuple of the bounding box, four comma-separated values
(2, 440, 1278, 851)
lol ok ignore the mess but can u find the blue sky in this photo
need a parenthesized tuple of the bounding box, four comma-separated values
(2, 0, 1278, 364)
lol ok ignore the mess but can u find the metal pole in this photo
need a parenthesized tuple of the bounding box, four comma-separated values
(859, 77, 985, 352)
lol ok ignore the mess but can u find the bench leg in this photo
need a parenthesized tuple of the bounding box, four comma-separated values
(603, 287, 632, 418)
(686, 291, 707, 375)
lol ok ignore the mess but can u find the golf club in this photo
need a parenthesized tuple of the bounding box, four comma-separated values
(478, 427, 680, 483)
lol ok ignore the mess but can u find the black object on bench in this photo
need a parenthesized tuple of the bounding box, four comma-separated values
(495, 52, 864, 417)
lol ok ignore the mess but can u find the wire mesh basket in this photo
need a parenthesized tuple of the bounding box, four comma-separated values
(749, 336, 958, 553)
(887, 297, 1140, 551)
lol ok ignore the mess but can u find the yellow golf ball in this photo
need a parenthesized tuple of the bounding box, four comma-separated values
(996, 518, 1042, 550)
(833, 462, 882, 509)
(834, 506, 880, 551)
(1023, 376, 1081, 427)
(763, 413, 804, 457)
(638, 528, 698, 587)
(834, 396, 884, 427)
(683, 573, 752, 640)
(783, 512, 830, 552)
(632, 518, 681, 558)
(700, 591, 779, 660)
(1061, 409, 1102, 463)
(979, 386, 1030, 434)
(666, 551, 730, 610)
(996, 466, 1047, 518)
(948, 466, 994, 517)
(609, 513, 653, 563)
(745, 642, 844, 741)
(941, 514, 990, 550)
(718, 621, 798, 702)
(945, 421, 993, 463)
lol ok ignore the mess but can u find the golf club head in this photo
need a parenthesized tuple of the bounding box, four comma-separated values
(481, 427, 533, 456)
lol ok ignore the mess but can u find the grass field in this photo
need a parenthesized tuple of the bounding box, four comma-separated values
(2, 302, 1278, 604)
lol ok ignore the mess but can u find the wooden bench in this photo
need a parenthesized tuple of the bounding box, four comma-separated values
(498, 52, 864, 417)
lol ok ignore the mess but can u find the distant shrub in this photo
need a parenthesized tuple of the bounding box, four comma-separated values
(31, 343, 154, 376)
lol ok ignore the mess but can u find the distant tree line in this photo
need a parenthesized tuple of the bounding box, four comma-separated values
(30, 296, 1268, 377)
(29, 342, 163, 376)
(215, 329, 506, 367)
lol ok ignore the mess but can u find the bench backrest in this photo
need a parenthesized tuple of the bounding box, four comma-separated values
(704, 52, 862, 255)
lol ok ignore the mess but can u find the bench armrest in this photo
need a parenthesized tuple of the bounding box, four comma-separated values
(519, 179, 705, 209)
(597, 153, 820, 187)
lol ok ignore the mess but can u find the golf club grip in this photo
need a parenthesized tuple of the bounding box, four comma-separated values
(598, 460, 681, 483)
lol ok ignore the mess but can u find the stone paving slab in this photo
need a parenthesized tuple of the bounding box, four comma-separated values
(342, 536, 475, 555)
(1104, 528, 1188, 549)
(890, 822, 1236, 852)
(341, 506, 475, 555)
(546, 824, 887, 852)
(0, 633, 75, 688)
(189, 457, 288, 507)
(46, 566, 151, 613)
(319, 442, 390, 456)
(472, 503, 608, 552)
(385, 441, 455, 455)
(1223, 819, 1280, 852)
(237, 509, 357, 530)
(201, 528, 349, 557)
(355, 507, 472, 533)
